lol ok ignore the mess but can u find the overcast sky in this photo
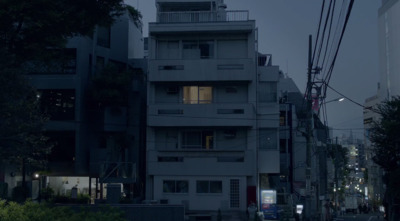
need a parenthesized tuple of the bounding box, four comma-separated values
(126, 0, 381, 140)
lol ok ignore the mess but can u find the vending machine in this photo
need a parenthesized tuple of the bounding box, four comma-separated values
(260, 190, 279, 220)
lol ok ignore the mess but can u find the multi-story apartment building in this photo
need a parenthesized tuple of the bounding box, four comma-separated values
(146, 0, 280, 215)
(3, 8, 146, 201)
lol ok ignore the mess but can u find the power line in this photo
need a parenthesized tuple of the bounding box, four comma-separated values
(323, 0, 354, 96)
(326, 84, 380, 114)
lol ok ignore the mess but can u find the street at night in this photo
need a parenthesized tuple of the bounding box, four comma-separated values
(335, 212, 384, 221)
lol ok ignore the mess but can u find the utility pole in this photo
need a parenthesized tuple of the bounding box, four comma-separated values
(304, 34, 313, 221)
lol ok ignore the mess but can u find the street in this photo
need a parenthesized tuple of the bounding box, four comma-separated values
(334, 212, 384, 221)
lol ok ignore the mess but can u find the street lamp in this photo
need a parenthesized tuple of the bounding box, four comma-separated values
(33, 173, 41, 202)
(324, 97, 345, 105)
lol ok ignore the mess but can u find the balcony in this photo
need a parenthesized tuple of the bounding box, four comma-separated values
(149, 59, 255, 82)
(147, 149, 254, 176)
(150, 11, 254, 34)
(99, 161, 136, 183)
(157, 10, 249, 23)
(148, 103, 255, 127)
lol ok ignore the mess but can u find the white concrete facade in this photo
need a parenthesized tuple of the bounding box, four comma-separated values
(146, 0, 280, 213)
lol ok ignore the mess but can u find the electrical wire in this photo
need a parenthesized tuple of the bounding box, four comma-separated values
(323, 0, 354, 95)
(326, 84, 380, 114)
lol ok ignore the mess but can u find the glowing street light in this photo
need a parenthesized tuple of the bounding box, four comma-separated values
(324, 97, 345, 104)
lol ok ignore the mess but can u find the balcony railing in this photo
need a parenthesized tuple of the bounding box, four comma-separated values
(157, 10, 249, 23)
(99, 161, 136, 183)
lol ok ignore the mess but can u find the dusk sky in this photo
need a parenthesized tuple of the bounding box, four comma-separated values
(126, 0, 381, 139)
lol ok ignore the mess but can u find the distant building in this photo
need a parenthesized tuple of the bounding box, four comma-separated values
(364, 93, 384, 204)
(362, 0, 400, 206)
(146, 0, 280, 215)
(2, 8, 147, 201)
(378, 0, 400, 100)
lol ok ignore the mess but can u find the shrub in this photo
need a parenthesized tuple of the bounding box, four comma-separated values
(11, 186, 29, 203)
(0, 200, 125, 221)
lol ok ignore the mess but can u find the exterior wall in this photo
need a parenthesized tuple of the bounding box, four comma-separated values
(147, 0, 280, 213)
(153, 176, 247, 211)
(364, 94, 384, 203)
(378, 0, 400, 99)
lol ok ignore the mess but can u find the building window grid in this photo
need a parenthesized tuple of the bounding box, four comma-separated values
(196, 180, 222, 194)
(230, 179, 240, 208)
(183, 86, 212, 104)
(163, 180, 188, 193)
(181, 130, 213, 149)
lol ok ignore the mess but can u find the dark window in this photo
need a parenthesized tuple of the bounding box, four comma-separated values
(196, 181, 222, 193)
(38, 89, 75, 121)
(280, 111, 286, 126)
(163, 180, 188, 193)
(183, 40, 214, 59)
(46, 131, 75, 162)
(217, 109, 244, 114)
(158, 65, 184, 70)
(158, 157, 184, 162)
(182, 130, 213, 149)
(280, 139, 287, 153)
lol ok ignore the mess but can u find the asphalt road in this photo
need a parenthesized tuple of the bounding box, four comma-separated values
(335, 212, 384, 221)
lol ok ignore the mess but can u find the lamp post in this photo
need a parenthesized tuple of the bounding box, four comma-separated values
(34, 173, 41, 202)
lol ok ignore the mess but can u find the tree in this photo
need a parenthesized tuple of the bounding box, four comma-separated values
(0, 0, 134, 200)
(369, 96, 400, 221)
(0, 0, 125, 65)
(0, 64, 51, 199)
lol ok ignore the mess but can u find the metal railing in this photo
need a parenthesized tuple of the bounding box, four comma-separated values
(157, 10, 249, 23)
(99, 161, 136, 183)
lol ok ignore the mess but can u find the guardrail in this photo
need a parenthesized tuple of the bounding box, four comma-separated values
(157, 10, 249, 23)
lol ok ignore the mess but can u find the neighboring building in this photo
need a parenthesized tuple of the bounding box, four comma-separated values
(364, 92, 384, 205)
(378, 0, 400, 100)
(146, 0, 280, 216)
(362, 0, 400, 207)
(278, 74, 332, 218)
(3, 8, 147, 201)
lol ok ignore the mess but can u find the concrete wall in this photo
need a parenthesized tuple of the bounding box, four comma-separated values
(153, 176, 247, 211)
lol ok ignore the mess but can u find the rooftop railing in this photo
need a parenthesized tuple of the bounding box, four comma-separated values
(157, 10, 249, 23)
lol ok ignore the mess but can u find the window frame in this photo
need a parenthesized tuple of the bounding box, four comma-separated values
(162, 180, 189, 194)
(183, 86, 213, 104)
(181, 130, 214, 150)
(196, 180, 222, 194)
